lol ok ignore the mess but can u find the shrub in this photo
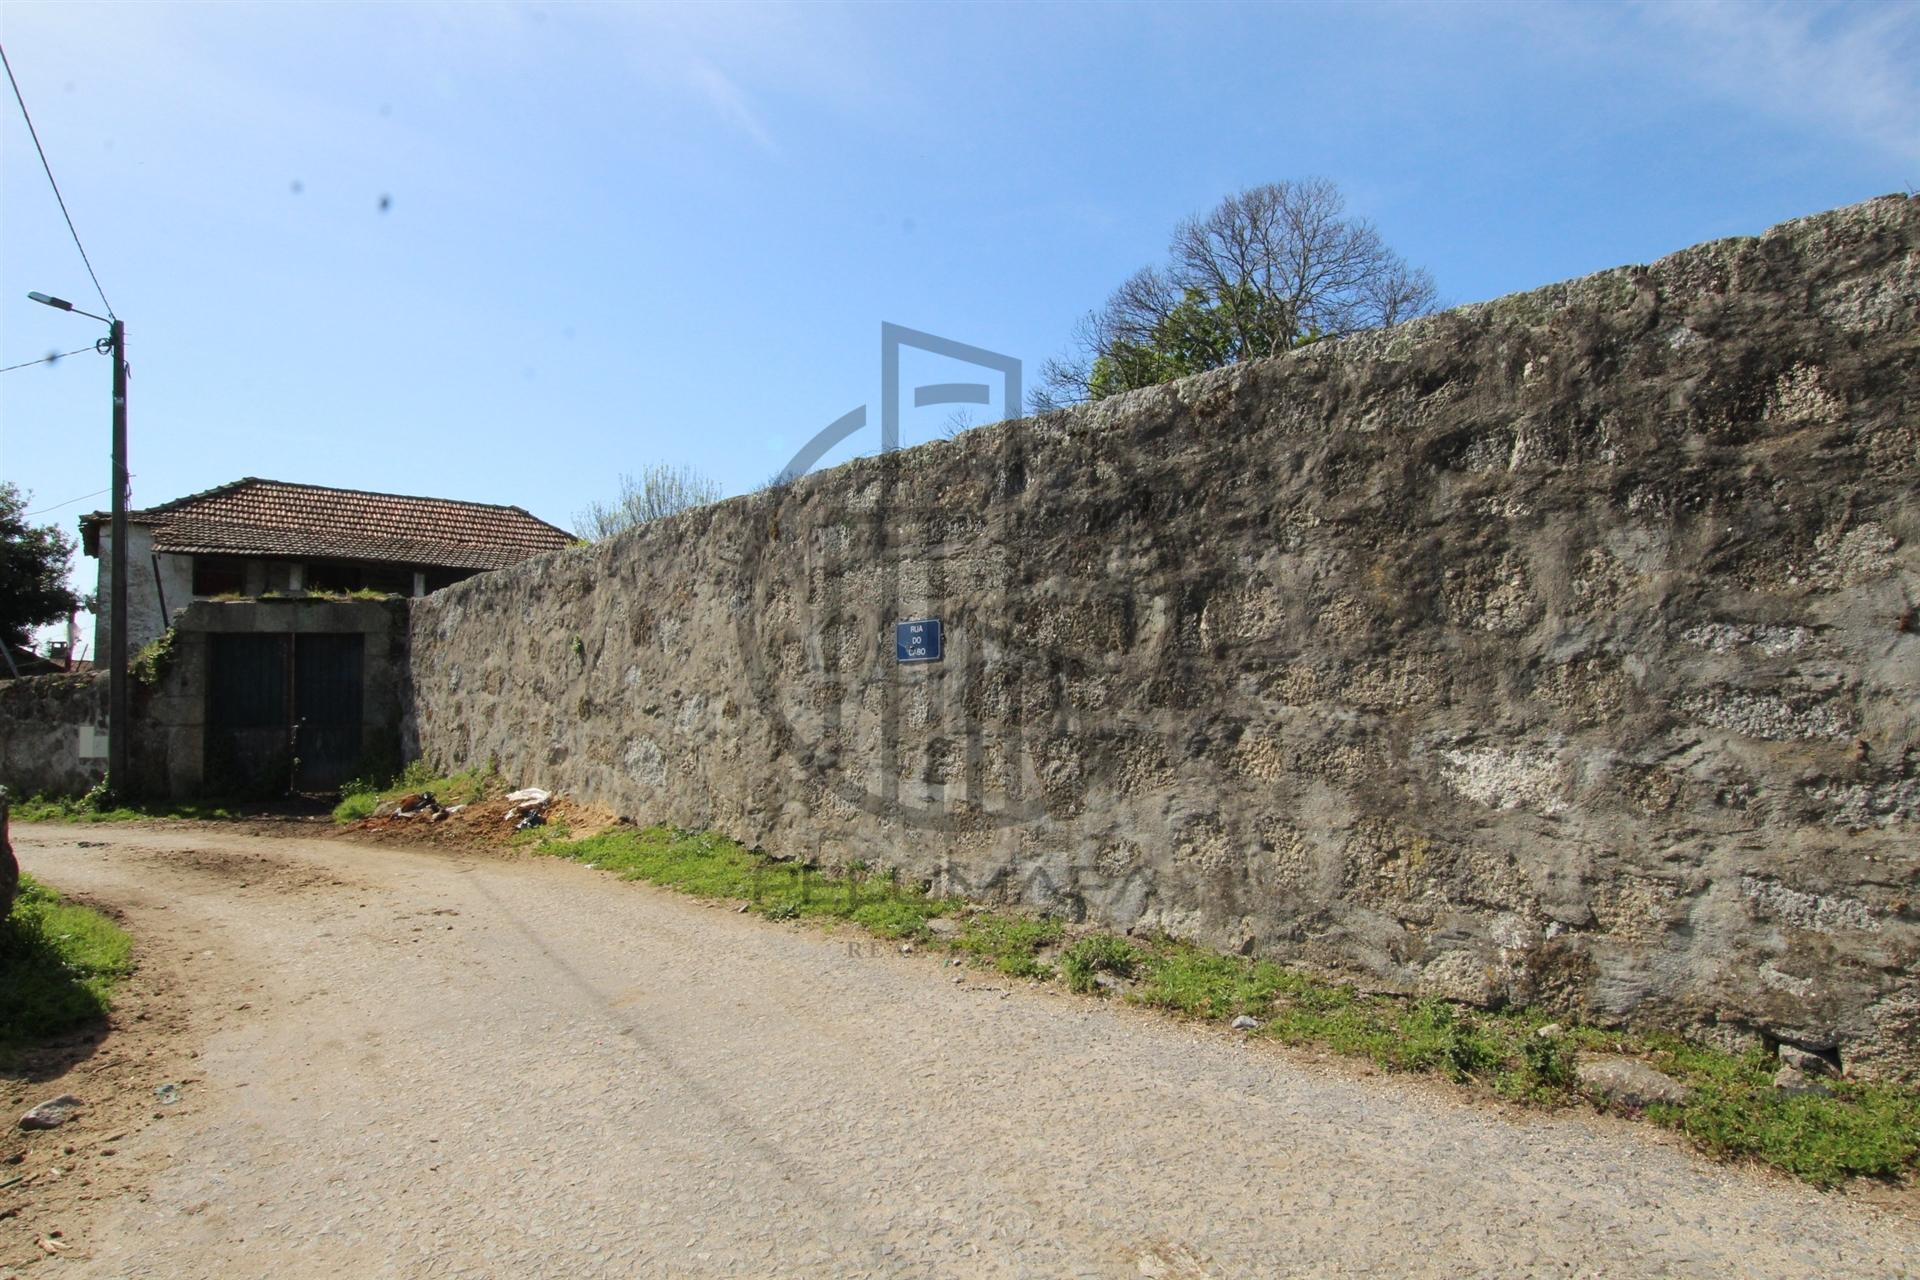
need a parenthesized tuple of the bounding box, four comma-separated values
(1521, 1030, 1576, 1089)
(130, 627, 178, 686)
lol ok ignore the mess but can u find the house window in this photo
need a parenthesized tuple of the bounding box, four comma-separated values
(193, 556, 247, 597)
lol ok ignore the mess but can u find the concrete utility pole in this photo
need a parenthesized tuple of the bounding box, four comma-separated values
(28, 292, 130, 795)
(109, 317, 129, 794)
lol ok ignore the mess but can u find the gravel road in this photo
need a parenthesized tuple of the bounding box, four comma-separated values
(10, 824, 1917, 1278)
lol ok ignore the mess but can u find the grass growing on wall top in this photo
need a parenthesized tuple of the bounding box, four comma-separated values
(529, 821, 1920, 1190)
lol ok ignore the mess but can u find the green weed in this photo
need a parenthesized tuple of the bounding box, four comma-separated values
(1061, 934, 1144, 994)
(539, 827, 961, 937)
(1130, 941, 1301, 1016)
(1667, 1073, 1920, 1187)
(130, 628, 178, 685)
(1518, 1029, 1577, 1092)
(1117, 934, 1919, 1182)
(331, 791, 381, 822)
(952, 914, 1063, 978)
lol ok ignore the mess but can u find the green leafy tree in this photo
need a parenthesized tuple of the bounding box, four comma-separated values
(1084, 283, 1279, 399)
(0, 483, 80, 652)
(1038, 179, 1435, 407)
(573, 463, 723, 541)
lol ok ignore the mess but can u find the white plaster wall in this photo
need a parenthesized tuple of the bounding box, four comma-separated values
(91, 526, 191, 656)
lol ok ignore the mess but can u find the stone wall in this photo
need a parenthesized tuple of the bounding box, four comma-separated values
(0, 673, 108, 796)
(407, 195, 1920, 1080)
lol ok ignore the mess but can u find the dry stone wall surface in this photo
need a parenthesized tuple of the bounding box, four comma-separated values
(408, 195, 1920, 1079)
(0, 673, 107, 796)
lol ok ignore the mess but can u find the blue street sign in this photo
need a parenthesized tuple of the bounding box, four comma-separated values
(895, 618, 943, 663)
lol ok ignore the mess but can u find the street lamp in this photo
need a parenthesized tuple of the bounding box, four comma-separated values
(29, 291, 129, 798)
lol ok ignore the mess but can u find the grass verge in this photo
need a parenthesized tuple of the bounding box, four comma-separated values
(528, 822, 1919, 1190)
(1, 875, 135, 1054)
(10, 793, 234, 823)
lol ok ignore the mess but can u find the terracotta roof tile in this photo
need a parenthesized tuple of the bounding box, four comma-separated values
(83, 478, 571, 570)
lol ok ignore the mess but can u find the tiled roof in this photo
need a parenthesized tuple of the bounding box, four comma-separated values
(81, 478, 572, 570)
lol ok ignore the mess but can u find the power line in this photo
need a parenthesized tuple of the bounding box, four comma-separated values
(22, 487, 111, 518)
(0, 344, 100, 374)
(0, 41, 115, 320)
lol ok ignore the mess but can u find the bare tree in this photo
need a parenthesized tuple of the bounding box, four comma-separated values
(1035, 179, 1436, 407)
(574, 463, 723, 541)
(940, 407, 978, 440)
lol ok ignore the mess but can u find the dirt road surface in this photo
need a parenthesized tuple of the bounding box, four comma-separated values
(7, 824, 1916, 1278)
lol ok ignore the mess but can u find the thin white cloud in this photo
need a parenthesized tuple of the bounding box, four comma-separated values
(575, 3, 894, 154)
(1637, 0, 1920, 165)
(685, 56, 778, 153)
(1404, 0, 1919, 166)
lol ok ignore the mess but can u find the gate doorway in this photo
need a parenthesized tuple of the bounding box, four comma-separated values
(206, 632, 366, 794)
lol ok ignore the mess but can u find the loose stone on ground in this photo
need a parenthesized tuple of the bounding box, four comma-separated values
(18, 1097, 83, 1132)
(1575, 1057, 1692, 1109)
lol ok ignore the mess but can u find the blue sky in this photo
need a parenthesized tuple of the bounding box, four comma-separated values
(3, 1, 1916, 653)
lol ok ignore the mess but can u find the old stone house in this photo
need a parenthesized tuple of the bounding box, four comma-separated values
(81, 477, 572, 656)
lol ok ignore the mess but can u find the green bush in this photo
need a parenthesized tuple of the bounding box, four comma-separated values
(130, 628, 178, 686)
(1521, 1031, 1576, 1089)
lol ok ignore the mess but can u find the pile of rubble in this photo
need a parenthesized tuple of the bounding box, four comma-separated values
(371, 787, 551, 828)
(502, 788, 551, 830)
(373, 791, 463, 823)
(349, 783, 571, 849)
